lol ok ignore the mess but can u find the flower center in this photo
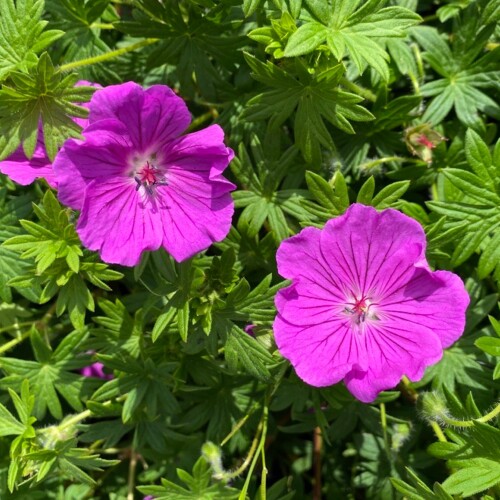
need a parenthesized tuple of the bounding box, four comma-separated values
(133, 160, 168, 195)
(343, 295, 378, 325)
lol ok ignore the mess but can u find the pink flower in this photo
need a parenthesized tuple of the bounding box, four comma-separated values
(244, 324, 256, 336)
(80, 362, 112, 379)
(0, 133, 57, 187)
(273, 204, 469, 403)
(0, 81, 97, 188)
(54, 82, 235, 266)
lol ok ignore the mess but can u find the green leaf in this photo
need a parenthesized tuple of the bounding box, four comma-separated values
(416, 25, 500, 126)
(138, 457, 239, 499)
(285, 1, 421, 79)
(465, 129, 494, 183)
(442, 458, 500, 497)
(0, 331, 89, 419)
(0, 403, 25, 437)
(0, 0, 64, 81)
(152, 307, 177, 342)
(428, 132, 500, 271)
(371, 181, 410, 209)
(243, 0, 265, 17)
(244, 55, 373, 162)
(225, 324, 273, 381)
(356, 176, 375, 204)
(475, 337, 500, 357)
(0, 55, 95, 161)
(305, 171, 339, 212)
(284, 22, 327, 57)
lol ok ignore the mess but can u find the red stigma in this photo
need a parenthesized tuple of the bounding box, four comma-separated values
(138, 162, 158, 184)
(353, 297, 368, 314)
(416, 135, 435, 149)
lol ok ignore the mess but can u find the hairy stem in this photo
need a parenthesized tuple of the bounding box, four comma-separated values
(440, 402, 500, 428)
(59, 39, 160, 72)
(52, 394, 127, 433)
(340, 78, 377, 102)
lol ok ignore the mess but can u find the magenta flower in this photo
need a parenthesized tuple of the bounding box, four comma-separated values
(274, 204, 469, 403)
(0, 81, 97, 188)
(53, 82, 235, 266)
(244, 324, 256, 336)
(81, 361, 112, 380)
(0, 133, 57, 188)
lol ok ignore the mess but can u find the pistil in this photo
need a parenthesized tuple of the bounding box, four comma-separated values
(133, 161, 168, 195)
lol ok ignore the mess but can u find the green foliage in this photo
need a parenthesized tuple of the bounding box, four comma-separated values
(429, 422, 500, 497)
(428, 129, 500, 275)
(0, 0, 499, 498)
(116, 1, 244, 100)
(0, 329, 92, 419)
(3, 190, 122, 328)
(413, 6, 500, 130)
(0, 0, 63, 82)
(0, 188, 38, 302)
(138, 457, 240, 499)
(0, 54, 95, 161)
(285, 0, 421, 81)
(391, 468, 454, 500)
(476, 311, 500, 379)
(1, 380, 117, 492)
(45, 0, 120, 81)
(231, 138, 311, 242)
(244, 54, 374, 163)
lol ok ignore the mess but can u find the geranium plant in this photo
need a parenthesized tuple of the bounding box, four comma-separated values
(0, 1, 499, 499)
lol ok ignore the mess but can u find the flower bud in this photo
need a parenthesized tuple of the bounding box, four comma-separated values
(404, 124, 445, 163)
(201, 441, 225, 479)
(419, 391, 449, 423)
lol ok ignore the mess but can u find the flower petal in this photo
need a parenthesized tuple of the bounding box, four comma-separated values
(380, 268, 469, 349)
(77, 179, 163, 266)
(54, 122, 133, 210)
(159, 178, 234, 262)
(89, 82, 191, 152)
(0, 137, 56, 187)
(276, 226, 346, 294)
(320, 204, 428, 298)
(157, 125, 235, 261)
(344, 319, 443, 402)
(166, 125, 235, 181)
(274, 282, 371, 385)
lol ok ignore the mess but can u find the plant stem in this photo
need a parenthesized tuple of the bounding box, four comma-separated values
(380, 403, 392, 456)
(340, 78, 377, 102)
(220, 402, 261, 447)
(312, 426, 322, 500)
(430, 422, 448, 442)
(54, 395, 127, 433)
(127, 449, 138, 500)
(90, 22, 116, 30)
(359, 156, 426, 170)
(237, 398, 269, 499)
(479, 402, 500, 423)
(440, 401, 500, 428)
(0, 328, 32, 355)
(59, 39, 160, 72)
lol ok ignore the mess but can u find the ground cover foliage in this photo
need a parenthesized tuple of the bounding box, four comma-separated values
(0, 0, 499, 498)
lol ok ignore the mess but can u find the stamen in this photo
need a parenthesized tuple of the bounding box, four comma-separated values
(132, 159, 168, 195)
(343, 295, 378, 324)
